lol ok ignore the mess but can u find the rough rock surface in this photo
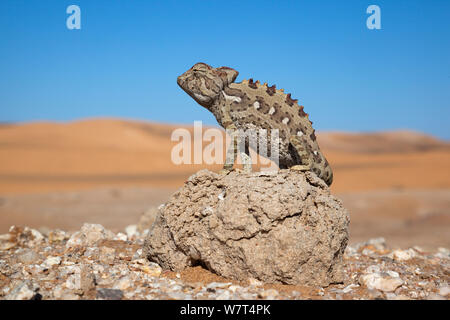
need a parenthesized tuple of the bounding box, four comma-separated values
(144, 169, 350, 286)
(0, 223, 448, 300)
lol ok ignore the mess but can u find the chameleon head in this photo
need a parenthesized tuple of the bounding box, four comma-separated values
(177, 62, 238, 109)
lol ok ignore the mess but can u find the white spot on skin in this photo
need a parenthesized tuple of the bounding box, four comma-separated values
(313, 151, 318, 156)
(268, 107, 275, 115)
(282, 117, 290, 124)
(297, 131, 304, 137)
(253, 101, 260, 110)
(222, 91, 241, 103)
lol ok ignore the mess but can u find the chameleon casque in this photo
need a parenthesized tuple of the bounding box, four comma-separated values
(177, 62, 333, 186)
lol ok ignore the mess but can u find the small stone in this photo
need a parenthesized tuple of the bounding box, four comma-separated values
(367, 289, 384, 299)
(28, 228, 44, 243)
(65, 274, 80, 290)
(115, 232, 127, 241)
(216, 290, 231, 299)
(5, 282, 35, 300)
(132, 248, 143, 260)
(342, 284, 359, 293)
(426, 293, 445, 300)
(206, 282, 232, 290)
(140, 263, 162, 277)
(438, 286, 450, 297)
(125, 225, 139, 240)
(391, 249, 416, 261)
(248, 278, 263, 287)
(392, 294, 410, 300)
(44, 256, 62, 267)
(66, 223, 115, 248)
(362, 248, 374, 256)
(0, 233, 11, 241)
(0, 241, 15, 250)
(258, 289, 279, 299)
(366, 237, 387, 250)
(114, 277, 132, 291)
(435, 247, 450, 259)
(48, 230, 67, 243)
(359, 272, 404, 292)
(17, 250, 41, 265)
(365, 265, 381, 273)
(98, 246, 115, 265)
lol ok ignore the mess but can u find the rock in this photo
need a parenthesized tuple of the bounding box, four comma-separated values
(342, 283, 359, 293)
(98, 246, 116, 265)
(144, 169, 349, 286)
(206, 282, 232, 291)
(359, 272, 404, 292)
(438, 286, 450, 297)
(115, 233, 127, 241)
(248, 278, 263, 287)
(390, 249, 417, 261)
(435, 247, 450, 259)
(66, 223, 115, 248)
(258, 289, 279, 299)
(137, 206, 159, 232)
(140, 262, 162, 277)
(0, 241, 15, 251)
(426, 293, 446, 300)
(17, 249, 42, 265)
(125, 225, 139, 240)
(43, 256, 62, 267)
(114, 276, 132, 291)
(5, 282, 35, 300)
(48, 230, 67, 243)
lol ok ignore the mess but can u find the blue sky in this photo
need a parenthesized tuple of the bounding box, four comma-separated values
(0, 0, 449, 139)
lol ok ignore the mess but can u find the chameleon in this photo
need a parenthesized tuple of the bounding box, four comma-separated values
(177, 62, 333, 186)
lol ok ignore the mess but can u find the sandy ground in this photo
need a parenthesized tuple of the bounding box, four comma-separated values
(0, 119, 449, 249)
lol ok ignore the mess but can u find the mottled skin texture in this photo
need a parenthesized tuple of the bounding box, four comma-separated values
(177, 62, 333, 186)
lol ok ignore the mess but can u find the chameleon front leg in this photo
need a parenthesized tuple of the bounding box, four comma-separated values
(289, 135, 313, 172)
(221, 124, 253, 174)
(239, 140, 252, 173)
(221, 125, 239, 174)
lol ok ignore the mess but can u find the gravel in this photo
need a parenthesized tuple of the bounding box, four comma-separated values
(0, 224, 448, 300)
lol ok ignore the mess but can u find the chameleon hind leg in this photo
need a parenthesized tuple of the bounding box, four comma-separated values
(289, 135, 313, 171)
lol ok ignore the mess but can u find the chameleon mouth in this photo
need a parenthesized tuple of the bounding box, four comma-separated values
(177, 75, 213, 108)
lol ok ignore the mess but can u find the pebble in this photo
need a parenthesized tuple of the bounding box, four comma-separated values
(17, 249, 41, 264)
(48, 230, 67, 243)
(125, 225, 139, 240)
(5, 282, 35, 300)
(258, 289, 279, 299)
(114, 277, 132, 291)
(438, 286, 449, 297)
(359, 272, 404, 292)
(44, 256, 62, 267)
(66, 223, 115, 248)
(391, 249, 417, 261)
(115, 233, 128, 241)
(342, 284, 359, 293)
